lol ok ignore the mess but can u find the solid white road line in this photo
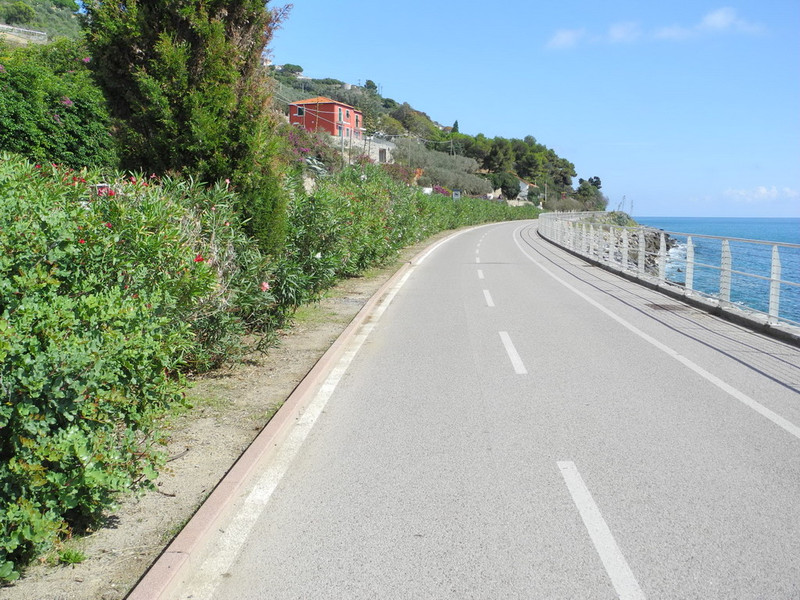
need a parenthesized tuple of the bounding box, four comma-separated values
(558, 461, 646, 600)
(499, 331, 527, 374)
(484, 289, 495, 307)
(514, 226, 800, 442)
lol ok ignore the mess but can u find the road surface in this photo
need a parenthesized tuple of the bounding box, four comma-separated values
(175, 220, 800, 599)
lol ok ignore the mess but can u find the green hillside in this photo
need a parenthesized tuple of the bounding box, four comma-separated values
(0, 0, 80, 41)
(272, 65, 607, 210)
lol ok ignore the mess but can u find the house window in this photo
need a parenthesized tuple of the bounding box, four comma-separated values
(337, 124, 342, 137)
(296, 106, 305, 116)
(338, 107, 343, 122)
(346, 128, 351, 137)
(346, 110, 350, 119)
(379, 149, 387, 163)
(355, 115, 360, 128)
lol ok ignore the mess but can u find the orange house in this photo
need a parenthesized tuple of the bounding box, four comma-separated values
(288, 96, 363, 140)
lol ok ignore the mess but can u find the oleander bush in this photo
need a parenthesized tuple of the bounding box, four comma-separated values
(269, 164, 539, 321)
(0, 152, 537, 581)
(0, 153, 272, 580)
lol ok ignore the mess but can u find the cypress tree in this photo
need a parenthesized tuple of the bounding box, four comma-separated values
(83, 0, 291, 254)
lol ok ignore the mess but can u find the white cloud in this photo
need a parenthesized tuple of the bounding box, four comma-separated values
(700, 7, 763, 33)
(701, 7, 738, 30)
(657, 7, 764, 40)
(548, 7, 764, 49)
(546, 28, 586, 49)
(608, 22, 642, 44)
(724, 186, 799, 203)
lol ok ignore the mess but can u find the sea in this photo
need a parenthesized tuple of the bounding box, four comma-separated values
(634, 217, 800, 325)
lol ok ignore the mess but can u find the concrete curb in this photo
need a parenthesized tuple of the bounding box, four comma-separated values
(123, 224, 492, 599)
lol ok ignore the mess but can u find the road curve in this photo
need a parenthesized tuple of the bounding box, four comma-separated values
(165, 220, 800, 599)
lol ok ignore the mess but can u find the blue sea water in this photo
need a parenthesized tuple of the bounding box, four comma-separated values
(634, 217, 800, 324)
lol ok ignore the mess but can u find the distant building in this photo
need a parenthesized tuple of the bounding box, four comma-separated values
(288, 96, 363, 140)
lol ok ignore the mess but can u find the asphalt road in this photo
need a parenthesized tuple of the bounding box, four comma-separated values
(177, 220, 800, 599)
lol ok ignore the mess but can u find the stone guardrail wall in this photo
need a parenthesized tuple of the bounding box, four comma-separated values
(537, 212, 800, 340)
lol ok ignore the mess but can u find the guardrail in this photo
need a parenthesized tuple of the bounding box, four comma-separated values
(538, 212, 800, 332)
(0, 24, 48, 43)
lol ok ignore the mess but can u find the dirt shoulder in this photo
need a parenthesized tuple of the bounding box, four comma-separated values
(0, 235, 448, 600)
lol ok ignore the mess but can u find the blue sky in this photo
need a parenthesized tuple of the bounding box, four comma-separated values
(271, 1, 799, 218)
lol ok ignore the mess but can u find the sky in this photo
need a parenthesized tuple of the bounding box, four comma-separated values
(271, 1, 800, 218)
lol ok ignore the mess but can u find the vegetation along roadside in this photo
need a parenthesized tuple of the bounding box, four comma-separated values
(0, 0, 574, 588)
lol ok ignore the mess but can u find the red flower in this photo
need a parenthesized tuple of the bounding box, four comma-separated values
(105, 222, 113, 228)
(79, 239, 86, 244)
(194, 253, 204, 263)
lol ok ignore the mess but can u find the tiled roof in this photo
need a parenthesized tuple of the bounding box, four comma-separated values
(290, 96, 359, 111)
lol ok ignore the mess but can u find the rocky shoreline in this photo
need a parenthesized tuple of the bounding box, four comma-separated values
(629, 226, 678, 275)
(578, 212, 677, 276)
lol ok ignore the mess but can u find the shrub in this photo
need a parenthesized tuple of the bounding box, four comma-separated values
(269, 164, 540, 324)
(0, 154, 272, 580)
(3, 1, 35, 24)
(279, 123, 342, 175)
(392, 137, 493, 196)
(0, 38, 117, 169)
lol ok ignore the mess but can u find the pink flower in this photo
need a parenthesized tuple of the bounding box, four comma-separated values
(260, 281, 270, 292)
(61, 96, 74, 107)
(82, 57, 91, 63)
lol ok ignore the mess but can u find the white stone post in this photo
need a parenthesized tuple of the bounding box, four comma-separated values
(658, 232, 667, 284)
(720, 240, 732, 304)
(685, 237, 695, 293)
(768, 245, 781, 324)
